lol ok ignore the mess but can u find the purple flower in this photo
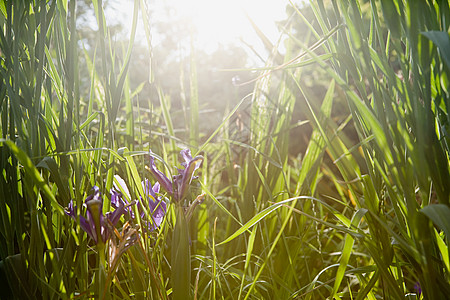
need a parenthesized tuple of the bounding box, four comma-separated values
(113, 175, 167, 232)
(66, 186, 130, 244)
(112, 176, 135, 218)
(142, 179, 167, 231)
(414, 281, 422, 297)
(148, 149, 203, 202)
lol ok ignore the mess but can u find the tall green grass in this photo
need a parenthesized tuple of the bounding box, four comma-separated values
(272, 0, 450, 298)
(0, 0, 449, 299)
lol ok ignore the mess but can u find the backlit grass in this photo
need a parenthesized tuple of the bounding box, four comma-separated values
(0, 0, 449, 299)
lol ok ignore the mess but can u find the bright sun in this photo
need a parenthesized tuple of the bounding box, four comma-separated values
(149, 0, 293, 54)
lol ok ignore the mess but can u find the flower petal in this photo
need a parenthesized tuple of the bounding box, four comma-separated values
(66, 200, 76, 218)
(175, 149, 203, 201)
(110, 189, 122, 209)
(148, 151, 173, 195)
(150, 200, 167, 228)
(142, 178, 158, 201)
(80, 215, 97, 243)
(140, 179, 166, 232)
(85, 186, 103, 244)
(107, 199, 126, 226)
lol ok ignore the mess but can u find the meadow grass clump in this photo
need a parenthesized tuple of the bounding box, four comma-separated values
(273, 0, 450, 299)
(0, 0, 449, 299)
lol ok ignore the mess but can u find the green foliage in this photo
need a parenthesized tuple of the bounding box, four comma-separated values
(292, 0, 450, 298)
(0, 0, 449, 299)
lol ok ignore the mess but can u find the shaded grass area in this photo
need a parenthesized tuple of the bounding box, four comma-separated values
(0, 0, 449, 299)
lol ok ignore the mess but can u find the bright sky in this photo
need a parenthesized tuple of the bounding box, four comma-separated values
(154, 0, 292, 53)
(114, 0, 302, 61)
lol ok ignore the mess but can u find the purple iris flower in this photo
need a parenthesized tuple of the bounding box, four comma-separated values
(414, 281, 422, 297)
(142, 179, 167, 231)
(148, 149, 203, 203)
(66, 186, 130, 244)
(112, 176, 135, 218)
(113, 175, 167, 232)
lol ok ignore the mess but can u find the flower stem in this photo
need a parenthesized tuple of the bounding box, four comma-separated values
(172, 205, 191, 300)
(97, 242, 107, 300)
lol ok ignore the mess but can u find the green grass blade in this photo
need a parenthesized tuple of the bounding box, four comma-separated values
(332, 208, 367, 297)
(1, 139, 64, 215)
(421, 204, 450, 239)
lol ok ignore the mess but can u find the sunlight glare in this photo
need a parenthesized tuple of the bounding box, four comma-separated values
(152, 0, 291, 53)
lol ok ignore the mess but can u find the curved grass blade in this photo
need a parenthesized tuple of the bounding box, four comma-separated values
(218, 196, 320, 246)
(0, 139, 64, 215)
(421, 204, 450, 240)
(331, 208, 368, 297)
